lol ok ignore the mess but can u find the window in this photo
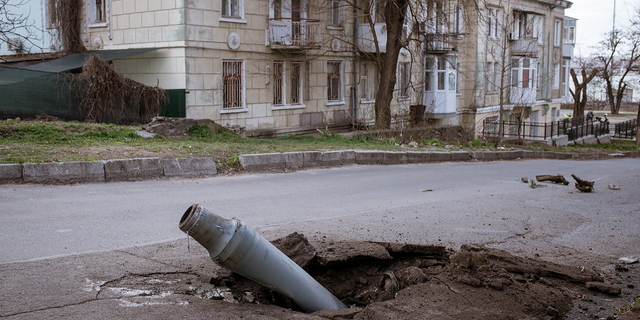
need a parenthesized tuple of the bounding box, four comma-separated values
(425, 56, 455, 92)
(273, 62, 284, 105)
(328, 0, 342, 27)
(512, 12, 525, 40)
(290, 62, 302, 104)
(327, 61, 342, 102)
(554, 20, 562, 46)
(486, 62, 494, 92)
(46, 0, 57, 29)
(536, 61, 541, 91)
(454, 5, 463, 34)
(488, 9, 501, 39)
(360, 62, 371, 101)
(553, 63, 560, 89)
(359, 0, 384, 24)
(511, 58, 537, 89)
(398, 62, 410, 99)
(90, 0, 107, 24)
(223, 60, 244, 109)
(532, 16, 544, 44)
(563, 19, 575, 44)
(223, 0, 242, 19)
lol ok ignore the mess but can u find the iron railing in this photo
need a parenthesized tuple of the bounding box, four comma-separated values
(482, 115, 610, 140)
(268, 18, 320, 48)
(613, 118, 637, 139)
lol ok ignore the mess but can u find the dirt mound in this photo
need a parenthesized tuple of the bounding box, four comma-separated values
(98, 233, 623, 319)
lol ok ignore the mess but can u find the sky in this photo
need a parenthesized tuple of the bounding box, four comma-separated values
(565, 0, 637, 57)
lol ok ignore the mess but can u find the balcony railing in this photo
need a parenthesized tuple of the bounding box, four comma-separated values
(511, 38, 538, 56)
(268, 18, 320, 49)
(509, 87, 536, 105)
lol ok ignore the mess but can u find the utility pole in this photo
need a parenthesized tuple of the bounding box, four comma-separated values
(613, 0, 616, 31)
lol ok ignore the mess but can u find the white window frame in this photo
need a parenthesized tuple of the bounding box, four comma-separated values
(89, 0, 108, 27)
(486, 62, 494, 93)
(532, 15, 544, 44)
(554, 19, 562, 46)
(425, 56, 455, 93)
(360, 61, 372, 102)
(221, 0, 247, 23)
(563, 21, 575, 44)
(327, 0, 343, 28)
(488, 8, 502, 40)
(511, 58, 537, 89)
(222, 60, 246, 112)
(561, 60, 569, 96)
(454, 5, 463, 34)
(327, 61, 343, 104)
(398, 62, 410, 99)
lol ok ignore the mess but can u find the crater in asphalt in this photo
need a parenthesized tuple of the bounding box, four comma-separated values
(99, 233, 638, 319)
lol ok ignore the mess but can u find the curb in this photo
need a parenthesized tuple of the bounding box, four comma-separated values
(1, 149, 638, 184)
(0, 157, 218, 185)
(238, 149, 640, 172)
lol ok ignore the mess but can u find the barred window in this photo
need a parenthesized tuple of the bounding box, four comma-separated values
(273, 62, 284, 105)
(327, 61, 341, 101)
(360, 62, 370, 101)
(223, 0, 240, 18)
(290, 62, 301, 104)
(328, 0, 342, 27)
(90, 0, 107, 23)
(223, 61, 243, 109)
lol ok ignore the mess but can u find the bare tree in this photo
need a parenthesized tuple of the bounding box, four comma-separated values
(0, 0, 41, 54)
(569, 58, 599, 118)
(593, 30, 640, 115)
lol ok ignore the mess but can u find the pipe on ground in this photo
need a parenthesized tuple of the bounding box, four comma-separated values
(179, 203, 347, 312)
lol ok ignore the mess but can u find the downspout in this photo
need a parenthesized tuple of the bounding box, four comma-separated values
(352, 0, 360, 120)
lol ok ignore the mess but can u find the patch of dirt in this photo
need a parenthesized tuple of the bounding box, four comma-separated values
(100, 233, 633, 319)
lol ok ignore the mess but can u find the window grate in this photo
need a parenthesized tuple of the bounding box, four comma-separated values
(327, 62, 341, 101)
(290, 62, 301, 104)
(223, 61, 243, 109)
(273, 62, 284, 105)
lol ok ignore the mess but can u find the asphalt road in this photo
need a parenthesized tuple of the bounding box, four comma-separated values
(1, 158, 639, 267)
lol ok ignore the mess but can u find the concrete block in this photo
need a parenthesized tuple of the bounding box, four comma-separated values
(24, 161, 105, 184)
(583, 136, 598, 145)
(430, 152, 452, 162)
(407, 151, 431, 163)
(496, 151, 516, 160)
(553, 152, 572, 160)
(322, 150, 355, 167)
(597, 134, 612, 144)
(521, 151, 535, 159)
(283, 152, 304, 169)
(303, 151, 323, 167)
(162, 158, 217, 176)
(0, 164, 22, 183)
(355, 150, 384, 164)
(574, 153, 598, 160)
(239, 153, 285, 172)
(105, 158, 162, 181)
(383, 151, 407, 165)
(533, 151, 553, 159)
(450, 151, 471, 161)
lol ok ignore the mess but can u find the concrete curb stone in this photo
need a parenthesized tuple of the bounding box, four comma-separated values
(407, 151, 431, 163)
(105, 158, 162, 181)
(383, 151, 408, 165)
(355, 150, 384, 164)
(283, 152, 304, 169)
(23, 161, 105, 183)
(521, 150, 535, 159)
(430, 152, 452, 162)
(239, 153, 285, 172)
(451, 151, 471, 161)
(0, 164, 23, 183)
(322, 150, 355, 167)
(303, 151, 323, 168)
(162, 158, 217, 177)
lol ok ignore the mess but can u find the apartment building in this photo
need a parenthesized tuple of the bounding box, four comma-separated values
(2, 0, 573, 139)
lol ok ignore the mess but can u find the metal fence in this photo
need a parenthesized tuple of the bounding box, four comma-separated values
(482, 115, 610, 141)
(613, 119, 637, 139)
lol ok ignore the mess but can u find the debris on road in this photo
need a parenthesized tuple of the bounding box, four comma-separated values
(572, 174, 595, 192)
(521, 177, 529, 183)
(529, 180, 546, 189)
(536, 174, 570, 185)
(619, 257, 639, 264)
(608, 184, 621, 190)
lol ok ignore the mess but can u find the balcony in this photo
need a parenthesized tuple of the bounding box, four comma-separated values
(268, 18, 321, 50)
(423, 34, 456, 53)
(510, 38, 538, 57)
(563, 43, 574, 58)
(357, 23, 387, 53)
(509, 87, 536, 106)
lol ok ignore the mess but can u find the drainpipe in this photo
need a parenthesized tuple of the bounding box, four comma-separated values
(179, 204, 347, 312)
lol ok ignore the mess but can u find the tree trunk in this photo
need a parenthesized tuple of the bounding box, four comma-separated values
(373, 0, 408, 130)
(536, 174, 570, 185)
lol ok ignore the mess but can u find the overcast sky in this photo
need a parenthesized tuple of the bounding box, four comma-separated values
(565, 0, 637, 57)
